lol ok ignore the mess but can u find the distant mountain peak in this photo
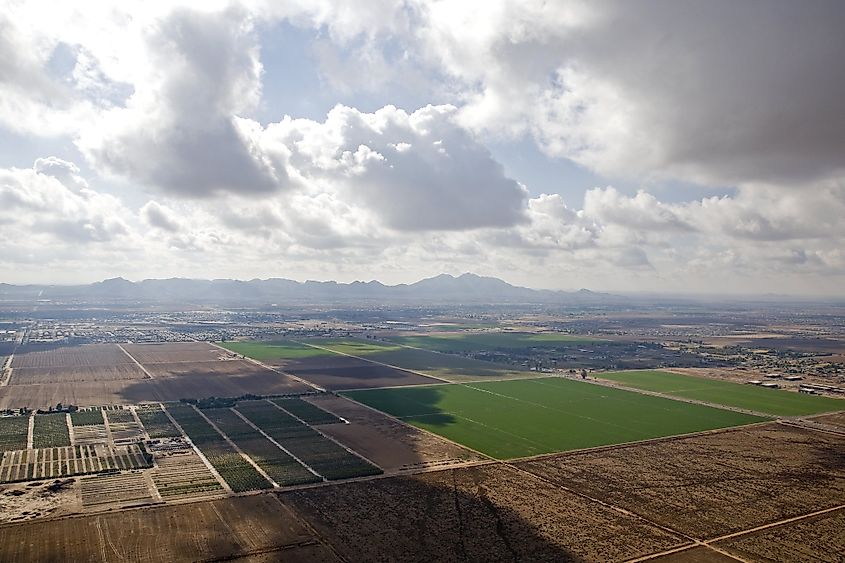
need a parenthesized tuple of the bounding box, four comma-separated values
(0, 273, 622, 305)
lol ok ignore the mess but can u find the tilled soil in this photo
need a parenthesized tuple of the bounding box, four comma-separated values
(282, 463, 687, 562)
(515, 423, 845, 539)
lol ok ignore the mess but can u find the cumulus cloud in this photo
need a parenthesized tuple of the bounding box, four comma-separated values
(410, 0, 845, 187)
(0, 160, 130, 243)
(262, 104, 529, 230)
(77, 7, 285, 197)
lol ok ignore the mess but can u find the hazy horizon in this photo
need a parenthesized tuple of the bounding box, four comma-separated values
(2, 1, 844, 297)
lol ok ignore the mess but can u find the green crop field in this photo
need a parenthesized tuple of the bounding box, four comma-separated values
(389, 332, 605, 352)
(70, 408, 104, 426)
(596, 370, 845, 416)
(0, 416, 29, 452)
(217, 340, 326, 361)
(344, 378, 766, 459)
(316, 338, 535, 382)
(32, 413, 71, 448)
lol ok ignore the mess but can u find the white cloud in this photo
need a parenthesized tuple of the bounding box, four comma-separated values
(76, 7, 285, 198)
(262, 104, 529, 230)
(0, 160, 131, 243)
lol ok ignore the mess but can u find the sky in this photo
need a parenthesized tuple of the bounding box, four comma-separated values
(1, 0, 844, 296)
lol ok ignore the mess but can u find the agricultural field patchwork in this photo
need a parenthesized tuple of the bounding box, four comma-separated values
(271, 396, 344, 425)
(345, 378, 766, 459)
(164, 403, 272, 492)
(202, 407, 319, 487)
(150, 448, 223, 500)
(515, 423, 845, 539)
(135, 405, 180, 438)
(389, 331, 606, 352)
(315, 338, 535, 382)
(304, 394, 485, 472)
(283, 463, 685, 562)
(80, 472, 154, 509)
(235, 400, 382, 480)
(0, 443, 151, 483)
(597, 370, 845, 415)
(218, 340, 327, 362)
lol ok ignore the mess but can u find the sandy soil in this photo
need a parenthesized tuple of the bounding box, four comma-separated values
(11, 344, 131, 369)
(9, 364, 147, 384)
(123, 342, 229, 364)
(517, 423, 845, 539)
(282, 464, 686, 562)
(0, 479, 80, 523)
(0, 493, 327, 562)
(716, 508, 845, 562)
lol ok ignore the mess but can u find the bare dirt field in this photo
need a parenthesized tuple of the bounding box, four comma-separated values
(8, 364, 147, 384)
(0, 493, 338, 562)
(284, 355, 437, 390)
(282, 463, 687, 562)
(0, 364, 310, 409)
(141, 360, 311, 398)
(11, 344, 132, 369)
(0, 381, 142, 410)
(516, 423, 845, 539)
(123, 342, 230, 364)
(0, 478, 80, 523)
(79, 472, 154, 509)
(714, 507, 845, 562)
(304, 394, 484, 472)
(811, 411, 845, 429)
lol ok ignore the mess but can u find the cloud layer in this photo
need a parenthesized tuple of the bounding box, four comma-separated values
(0, 1, 843, 294)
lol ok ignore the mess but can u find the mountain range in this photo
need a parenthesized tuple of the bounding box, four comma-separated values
(0, 273, 621, 305)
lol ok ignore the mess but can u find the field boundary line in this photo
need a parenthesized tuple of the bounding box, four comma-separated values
(208, 341, 325, 392)
(506, 461, 700, 552)
(778, 418, 845, 437)
(159, 403, 233, 494)
(128, 406, 152, 441)
(631, 504, 845, 562)
(337, 393, 496, 462)
(625, 544, 747, 563)
(230, 405, 325, 482)
(26, 413, 34, 449)
(266, 493, 351, 563)
(580, 374, 776, 418)
(507, 420, 776, 464)
(100, 409, 116, 448)
(268, 399, 384, 471)
(191, 405, 280, 488)
(116, 343, 156, 379)
(296, 340, 451, 384)
(706, 503, 845, 544)
(65, 413, 74, 447)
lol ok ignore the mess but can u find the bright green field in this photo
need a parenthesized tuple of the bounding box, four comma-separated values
(389, 332, 605, 353)
(317, 338, 535, 382)
(598, 370, 844, 416)
(344, 378, 766, 459)
(218, 340, 327, 361)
